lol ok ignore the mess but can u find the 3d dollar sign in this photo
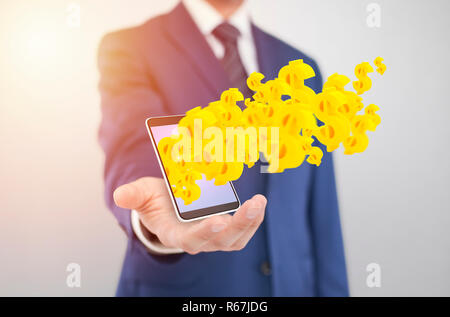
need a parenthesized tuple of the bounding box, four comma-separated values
(353, 62, 374, 95)
(157, 58, 387, 204)
(374, 57, 386, 75)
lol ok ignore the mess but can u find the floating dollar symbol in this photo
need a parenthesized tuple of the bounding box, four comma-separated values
(316, 115, 350, 152)
(353, 62, 374, 95)
(247, 72, 265, 92)
(217, 88, 244, 127)
(278, 59, 315, 90)
(266, 131, 306, 173)
(343, 133, 369, 155)
(374, 57, 386, 75)
(324, 73, 351, 91)
(365, 104, 381, 129)
(351, 114, 376, 135)
(306, 146, 323, 166)
(178, 171, 202, 205)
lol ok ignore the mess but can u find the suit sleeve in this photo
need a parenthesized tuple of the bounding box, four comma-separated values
(97, 31, 167, 237)
(307, 59, 350, 297)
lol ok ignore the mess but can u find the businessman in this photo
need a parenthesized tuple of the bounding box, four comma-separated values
(98, 0, 348, 296)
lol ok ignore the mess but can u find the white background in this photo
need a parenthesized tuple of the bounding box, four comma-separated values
(0, 0, 449, 296)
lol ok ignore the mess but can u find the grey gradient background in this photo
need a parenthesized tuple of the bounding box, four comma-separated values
(0, 0, 449, 296)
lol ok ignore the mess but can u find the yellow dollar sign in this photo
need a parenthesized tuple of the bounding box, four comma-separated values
(316, 115, 350, 152)
(364, 104, 381, 129)
(374, 57, 386, 75)
(352, 62, 374, 95)
(179, 171, 202, 205)
(278, 59, 315, 90)
(343, 133, 369, 155)
(306, 146, 323, 166)
(247, 72, 265, 92)
(324, 73, 351, 91)
(267, 131, 307, 173)
(351, 114, 375, 135)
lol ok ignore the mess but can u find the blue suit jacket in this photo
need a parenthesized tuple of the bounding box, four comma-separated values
(98, 2, 348, 297)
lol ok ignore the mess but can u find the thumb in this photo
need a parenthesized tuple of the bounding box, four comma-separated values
(113, 178, 152, 211)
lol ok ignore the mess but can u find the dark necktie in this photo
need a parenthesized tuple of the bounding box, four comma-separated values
(212, 22, 253, 100)
(212, 22, 268, 200)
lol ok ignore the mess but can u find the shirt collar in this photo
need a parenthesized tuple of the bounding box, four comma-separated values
(183, 0, 251, 39)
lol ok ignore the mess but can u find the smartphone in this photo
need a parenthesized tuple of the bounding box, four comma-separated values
(146, 115, 241, 222)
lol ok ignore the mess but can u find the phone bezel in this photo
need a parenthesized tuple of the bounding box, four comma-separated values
(145, 115, 241, 222)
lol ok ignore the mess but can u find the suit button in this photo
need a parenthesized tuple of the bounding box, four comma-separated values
(260, 261, 272, 276)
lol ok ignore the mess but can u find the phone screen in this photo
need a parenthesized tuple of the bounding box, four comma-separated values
(147, 116, 240, 221)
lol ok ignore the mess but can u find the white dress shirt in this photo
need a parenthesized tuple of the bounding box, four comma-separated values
(184, 0, 258, 74)
(132, 0, 257, 254)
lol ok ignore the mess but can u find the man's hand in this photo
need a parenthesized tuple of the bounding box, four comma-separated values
(113, 177, 267, 255)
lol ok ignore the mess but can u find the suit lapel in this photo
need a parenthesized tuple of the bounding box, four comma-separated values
(252, 24, 284, 80)
(164, 2, 231, 98)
